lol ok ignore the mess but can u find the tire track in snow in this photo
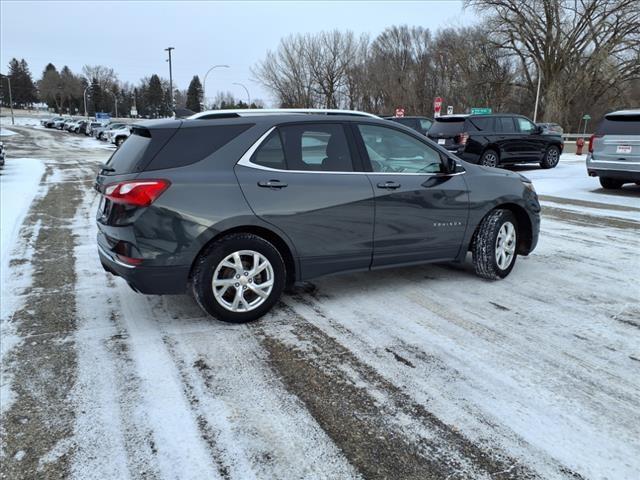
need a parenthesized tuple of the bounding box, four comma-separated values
(257, 304, 539, 480)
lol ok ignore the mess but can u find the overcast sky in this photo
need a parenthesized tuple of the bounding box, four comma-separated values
(1, 0, 477, 106)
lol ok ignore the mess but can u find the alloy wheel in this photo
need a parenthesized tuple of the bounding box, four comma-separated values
(212, 250, 274, 312)
(495, 221, 516, 270)
(547, 148, 559, 166)
(482, 153, 498, 167)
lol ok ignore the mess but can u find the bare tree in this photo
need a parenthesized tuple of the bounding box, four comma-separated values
(467, 0, 640, 126)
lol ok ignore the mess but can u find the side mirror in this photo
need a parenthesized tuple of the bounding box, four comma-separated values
(534, 125, 543, 135)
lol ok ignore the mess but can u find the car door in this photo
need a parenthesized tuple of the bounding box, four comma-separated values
(353, 123, 469, 267)
(515, 116, 546, 160)
(494, 116, 520, 162)
(234, 122, 375, 279)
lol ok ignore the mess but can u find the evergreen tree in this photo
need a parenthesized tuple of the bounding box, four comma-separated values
(89, 77, 103, 115)
(145, 74, 164, 118)
(186, 75, 203, 112)
(39, 63, 64, 112)
(3, 58, 38, 108)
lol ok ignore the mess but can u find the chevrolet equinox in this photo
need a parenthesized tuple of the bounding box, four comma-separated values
(95, 109, 540, 323)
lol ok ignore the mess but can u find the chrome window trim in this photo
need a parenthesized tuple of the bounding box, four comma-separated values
(236, 127, 466, 177)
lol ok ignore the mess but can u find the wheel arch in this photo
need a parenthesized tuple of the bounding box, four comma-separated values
(189, 224, 297, 287)
(467, 203, 534, 256)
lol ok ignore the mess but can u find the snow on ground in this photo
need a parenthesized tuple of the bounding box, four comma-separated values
(518, 153, 640, 210)
(1, 126, 639, 479)
(0, 128, 19, 136)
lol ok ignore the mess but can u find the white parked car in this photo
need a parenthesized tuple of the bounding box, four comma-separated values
(108, 126, 131, 147)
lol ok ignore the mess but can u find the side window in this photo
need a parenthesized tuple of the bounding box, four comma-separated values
(279, 124, 354, 172)
(498, 117, 516, 133)
(357, 124, 443, 174)
(516, 117, 535, 134)
(470, 117, 494, 131)
(251, 130, 286, 169)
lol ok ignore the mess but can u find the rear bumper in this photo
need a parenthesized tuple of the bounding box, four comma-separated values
(587, 168, 640, 182)
(98, 243, 190, 295)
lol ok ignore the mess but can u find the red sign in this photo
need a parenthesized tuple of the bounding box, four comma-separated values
(395, 107, 405, 118)
(434, 97, 443, 117)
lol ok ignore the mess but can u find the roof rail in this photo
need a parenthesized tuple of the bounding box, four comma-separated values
(188, 108, 380, 120)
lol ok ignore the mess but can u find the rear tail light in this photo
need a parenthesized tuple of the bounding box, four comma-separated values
(588, 134, 602, 153)
(458, 132, 469, 145)
(104, 179, 170, 207)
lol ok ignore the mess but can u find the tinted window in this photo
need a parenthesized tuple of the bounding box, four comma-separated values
(597, 115, 640, 135)
(419, 119, 433, 131)
(497, 117, 516, 133)
(516, 117, 536, 134)
(429, 118, 466, 136)
(105, 130, 152, 174)
(358, 124, 442, 174)
(470, 117, 494, 131)
(252, 131, 286, 169)
(148, 124, 252, 171)
(279, 124, 353, 172)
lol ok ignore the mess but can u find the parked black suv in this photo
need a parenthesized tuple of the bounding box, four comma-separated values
(95, 110, 540, 323)
(384, 116, 434, 136)
(428, 114, 563, 168)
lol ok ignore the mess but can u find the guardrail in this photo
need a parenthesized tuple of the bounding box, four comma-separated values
(563, 133, 592, 141)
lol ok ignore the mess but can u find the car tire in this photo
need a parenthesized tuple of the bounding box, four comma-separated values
(540, 146, 560, 169)
(191, 233, 286, 323)
(599, 177, 624, 189)
(472, 209, 518, 280)
(115, 137, 125, 147)
(479, 149, 499, 168)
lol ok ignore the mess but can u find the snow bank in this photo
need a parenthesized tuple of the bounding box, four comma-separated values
(0, 128, 18, 136)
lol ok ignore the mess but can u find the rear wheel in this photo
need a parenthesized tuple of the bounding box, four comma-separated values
(115, 137, 125, 147)
(479, 149, 499, 168)
(472, 209, 518, 280)
(191, 233, 286, 323)
(599, 177, 624, 189)
(540, 146, 560, 169)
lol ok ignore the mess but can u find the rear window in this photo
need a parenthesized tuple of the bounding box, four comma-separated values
(105, 128, 154, 174)
(597, 115, 640, 135)
(429, 118, 466, 136)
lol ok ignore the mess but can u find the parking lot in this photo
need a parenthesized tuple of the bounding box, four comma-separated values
(1, 121, 639, 479)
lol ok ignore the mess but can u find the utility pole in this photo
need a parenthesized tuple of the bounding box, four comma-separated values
(83, 86, 89, 118)
(4, 75, 15, 125)
(165, 47, 175, 110)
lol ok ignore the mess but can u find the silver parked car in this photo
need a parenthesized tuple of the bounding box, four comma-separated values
(587, 109, 640, 189)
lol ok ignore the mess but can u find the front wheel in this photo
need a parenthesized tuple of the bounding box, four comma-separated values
(472, 209, 518, 280)
(599, 177, 623, 189)
(191, 233, 286, 323)
(540, 146, 560, 169)
(115, 137, 125, 147)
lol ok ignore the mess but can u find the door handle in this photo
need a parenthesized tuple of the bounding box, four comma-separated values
(258, 180, 288, 189)
(377, 181, 401, 189)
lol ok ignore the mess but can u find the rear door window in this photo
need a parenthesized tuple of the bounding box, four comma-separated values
(251, 131, 286, 169)
(279, 123, 354, 172)
(419, 119, 433, 131)
(104, 129, 154, 174)
(497, 117, 516, 133)
(597, 115, 640, 135)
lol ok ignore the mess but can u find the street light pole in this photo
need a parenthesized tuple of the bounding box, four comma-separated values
(165, 47, 175, 109)
(533, 59, 542, 123)
(203, 64, 230, 109)
(232, 82, 251, 107)
(83, 86, 89, 117)
(3, 75, 15, 125)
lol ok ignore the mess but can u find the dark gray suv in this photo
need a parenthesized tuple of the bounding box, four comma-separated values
(95, 110, 540, 323)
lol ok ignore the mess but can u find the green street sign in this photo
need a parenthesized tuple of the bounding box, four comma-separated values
(582, 114, 591, 120)
(471, 107, 492, 115)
